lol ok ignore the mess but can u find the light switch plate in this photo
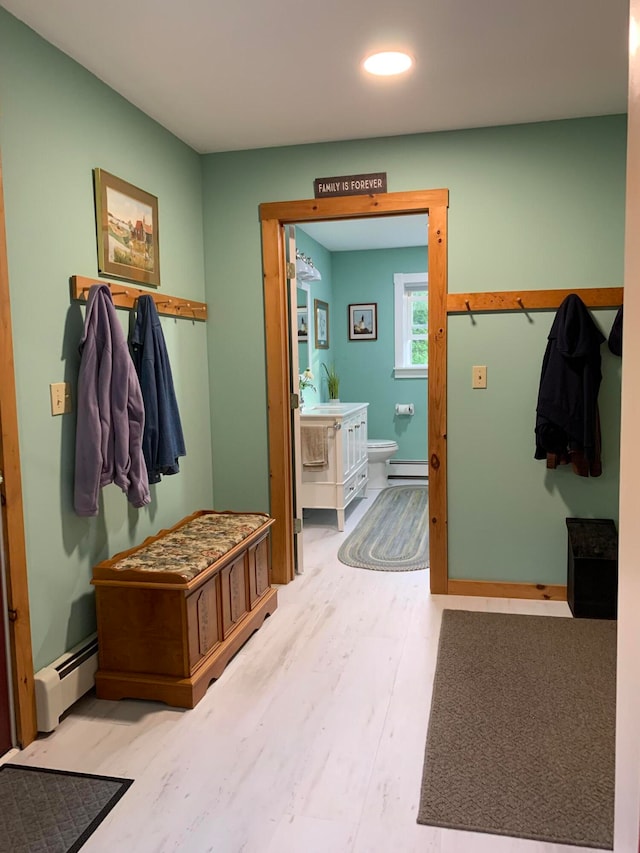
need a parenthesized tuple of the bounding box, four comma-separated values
(472, 365, 487, 389)
(50, 382, 72, 415)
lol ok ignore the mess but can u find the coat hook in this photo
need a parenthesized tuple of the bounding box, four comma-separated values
(465, 298, 476, 326)
(516, 295, 533, 324)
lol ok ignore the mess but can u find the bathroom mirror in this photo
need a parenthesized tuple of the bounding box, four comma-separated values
(297, 280, 312, 380)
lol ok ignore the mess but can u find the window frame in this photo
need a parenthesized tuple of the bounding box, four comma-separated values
(393, 272, 428, 378)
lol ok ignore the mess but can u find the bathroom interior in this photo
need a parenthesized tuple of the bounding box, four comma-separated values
(293, 214, 429, 530)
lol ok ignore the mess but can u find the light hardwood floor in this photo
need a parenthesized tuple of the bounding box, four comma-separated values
(3, 484, 609, 852)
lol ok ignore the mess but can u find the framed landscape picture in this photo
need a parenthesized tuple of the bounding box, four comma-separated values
(94, 168, 160, 287)
(297, 307, 309, 341)
(349, 303, 377, 340)
(314, 299, 329, 349)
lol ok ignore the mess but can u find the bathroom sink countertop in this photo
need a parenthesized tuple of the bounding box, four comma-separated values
(300, 402, 368, 417)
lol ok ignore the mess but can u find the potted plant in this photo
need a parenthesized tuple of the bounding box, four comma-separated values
(322, 363, 340, 400)
(298, 368, 316, 408)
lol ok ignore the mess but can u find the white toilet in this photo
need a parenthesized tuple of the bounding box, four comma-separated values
(367, 439, 399, 489)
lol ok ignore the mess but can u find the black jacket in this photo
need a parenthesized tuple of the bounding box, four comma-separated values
(608, 306, 623, 356)
(534, 294, 604, 476)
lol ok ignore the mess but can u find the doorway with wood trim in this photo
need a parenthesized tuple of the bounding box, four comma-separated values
(0, 153, 37, 749)
(0, 524, 12, 754)
(259, 189, 449, 594)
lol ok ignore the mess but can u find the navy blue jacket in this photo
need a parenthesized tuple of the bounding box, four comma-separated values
(534, 293, 604, 476)
(131, 296, 186, 484)
(608, 306, 623, 356)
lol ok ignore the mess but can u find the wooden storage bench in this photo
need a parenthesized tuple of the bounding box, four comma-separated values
(91, 509, 277, 709)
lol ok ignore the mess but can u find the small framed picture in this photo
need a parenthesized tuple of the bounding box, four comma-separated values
(297, 307, 309, 341)
(314, 299, 329, 349)
(349, 303, 377, 341)
(94, 168, 160, 287)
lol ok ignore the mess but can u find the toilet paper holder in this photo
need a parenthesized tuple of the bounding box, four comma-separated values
(395, 403, 415, 416)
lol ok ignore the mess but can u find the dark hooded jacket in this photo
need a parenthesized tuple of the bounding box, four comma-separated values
(131, 295, 186, 484)
(608, 306, 623, 356)
(534, 293, 605, 476)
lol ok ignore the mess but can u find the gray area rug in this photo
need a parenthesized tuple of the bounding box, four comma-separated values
(418, 610, 616, 849)
(338, 484, 428, 571)
(0, 764, 133, 852)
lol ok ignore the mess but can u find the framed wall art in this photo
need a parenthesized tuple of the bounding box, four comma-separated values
(314, 299, 329, 349)
(94, 168, 161, 287)
(297, 307, 309, 341)
(349, 303, 377, 341)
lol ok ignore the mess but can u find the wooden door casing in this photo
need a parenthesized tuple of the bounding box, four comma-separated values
(259, 189, 449, 593)
(0, 151, 36, 747)
(0, 554, 12, 753)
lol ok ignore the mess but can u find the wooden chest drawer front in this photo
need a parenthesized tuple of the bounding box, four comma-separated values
(249, 536, 270, 607)
(92, 512, 278, 708)
(96, 587, 188, 677)
(186, 574, 221, 671)
(221, 554, 248, 638)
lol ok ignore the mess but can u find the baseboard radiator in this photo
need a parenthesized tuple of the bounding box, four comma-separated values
(388, 460, 429, 479)
(34, 633, 98, 732)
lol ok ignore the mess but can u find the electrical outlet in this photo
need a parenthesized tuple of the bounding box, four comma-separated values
(50, 382, 72, 415)
(472, 365, 487, 389)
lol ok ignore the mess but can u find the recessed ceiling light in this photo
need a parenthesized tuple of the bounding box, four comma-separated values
(363, 51, 413, 77)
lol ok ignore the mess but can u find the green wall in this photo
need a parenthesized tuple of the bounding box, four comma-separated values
(448, 309, 621, 583)
(294, 230, 334, 408)
(202, 115, 626, 585)
(332, 247, 427, 459)
(0, 10, 213, 670)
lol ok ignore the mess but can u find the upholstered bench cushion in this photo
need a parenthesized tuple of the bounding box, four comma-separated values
(111, 512, 271, 581)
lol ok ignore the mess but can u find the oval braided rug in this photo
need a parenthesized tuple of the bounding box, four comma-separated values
(338, 484, 429, 571)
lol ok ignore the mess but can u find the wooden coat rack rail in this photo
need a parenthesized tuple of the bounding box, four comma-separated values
(71, 275, 208, 321)
(447, 286, 623, 314)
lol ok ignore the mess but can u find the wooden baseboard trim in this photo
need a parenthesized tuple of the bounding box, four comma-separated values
(447, 579, 567, 601)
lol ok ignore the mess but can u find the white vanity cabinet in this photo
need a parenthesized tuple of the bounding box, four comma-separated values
(300, 403, 369, 530)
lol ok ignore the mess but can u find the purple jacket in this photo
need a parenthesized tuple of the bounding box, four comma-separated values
(74, 284, 150, 515)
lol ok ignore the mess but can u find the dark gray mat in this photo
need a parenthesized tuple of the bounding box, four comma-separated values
(418, 609, 616, 849)
(0, 764, 133, 852)
(338, 484, 429, 571)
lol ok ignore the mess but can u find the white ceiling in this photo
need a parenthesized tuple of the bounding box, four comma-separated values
(299, 215, 428, 251)
(0, 0, 629, 250)
(0, 0, 629, 156)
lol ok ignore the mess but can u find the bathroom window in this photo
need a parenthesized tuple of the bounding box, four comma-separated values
(393, 272, 428, 378)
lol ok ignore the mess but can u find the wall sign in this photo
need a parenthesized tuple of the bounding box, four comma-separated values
(313, 172, 387, 198)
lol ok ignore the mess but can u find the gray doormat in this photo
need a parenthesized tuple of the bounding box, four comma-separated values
(338, 485, 429, 571)
(418, 610, 616, 849)
(0, 764, 133, 852)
